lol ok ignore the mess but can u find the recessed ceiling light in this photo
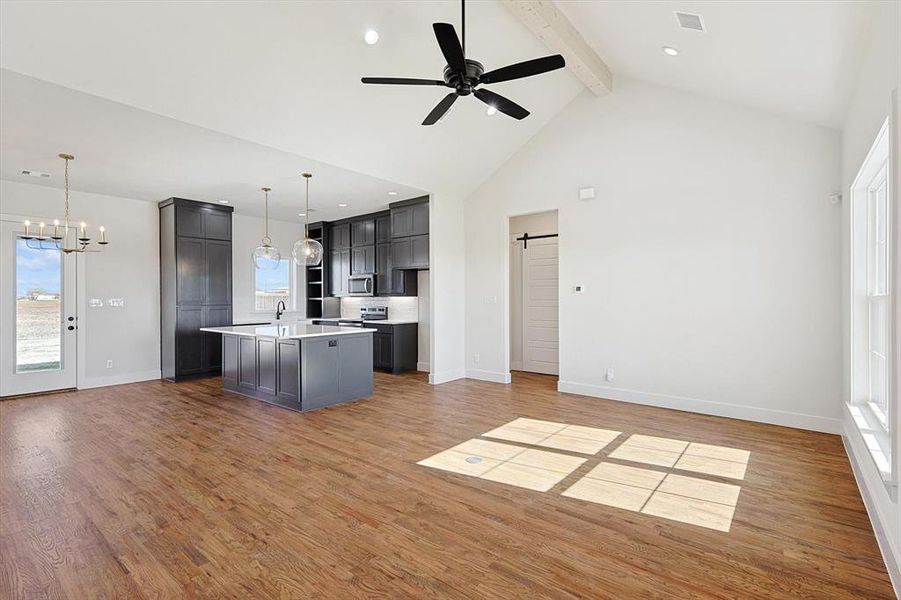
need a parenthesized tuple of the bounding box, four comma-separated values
(387, 191, 398, 196)
(298, 212, 306, 217)
(486, 105, 497, 116)
(364, 30, 379, 45)
(662, 46, 679, 56)
(218, 200, 229, 204)
(338, 203, 348, 207)
(21, 169, 51, 178)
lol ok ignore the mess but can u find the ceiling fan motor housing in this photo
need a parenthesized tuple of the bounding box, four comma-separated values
(444, 59, 484, 96)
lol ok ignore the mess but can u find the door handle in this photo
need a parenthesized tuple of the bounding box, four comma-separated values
(67, 325, 75, 331)
(67, 316, 75, 322)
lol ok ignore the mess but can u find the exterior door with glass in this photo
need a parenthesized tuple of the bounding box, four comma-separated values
(0, 219, 77, 396)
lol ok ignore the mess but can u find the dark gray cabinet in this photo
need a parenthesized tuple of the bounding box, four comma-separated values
(160, 198, 233, 380)
(391, 234, 429, 269)
(329, 248, 350, 296)
(220, 333, 373, 412)
(331, 223, 351, 249)
(376, 214, 390, 243)
(351, 219, 375, 246)
(351, 245, 375, 275)
(176, 204, 231, 240)
(256, 338, 278, 396)
(363, 322, 418, 373)
(276, 340, 301, 403)
(391, 200, 429, 238)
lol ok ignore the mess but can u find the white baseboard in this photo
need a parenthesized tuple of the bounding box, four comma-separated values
(78, 370, 161, 390)
(842, 417, 901, 596)
(557, 380, 841, 434)
(466, 369, 512, 384)
(429, 369, 465, 385)
(417, 361, 430, 373)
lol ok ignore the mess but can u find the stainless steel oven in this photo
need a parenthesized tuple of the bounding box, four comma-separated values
(347, 274, 375, 296)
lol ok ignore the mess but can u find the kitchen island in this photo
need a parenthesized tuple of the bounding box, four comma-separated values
(199, 323, 373, 412)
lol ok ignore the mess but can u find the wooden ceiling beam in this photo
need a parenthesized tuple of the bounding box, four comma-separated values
(501, 0, 613, 96)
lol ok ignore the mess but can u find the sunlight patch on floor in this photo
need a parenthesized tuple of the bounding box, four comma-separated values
(417, 419, 750, 532)
(417, 438, 587, 492)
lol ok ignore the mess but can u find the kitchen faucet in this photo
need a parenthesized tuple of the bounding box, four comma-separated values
(276, 300, 286, 321)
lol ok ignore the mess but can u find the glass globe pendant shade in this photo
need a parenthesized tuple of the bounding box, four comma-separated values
(252, 241, 281, 269)
(292, 237, 323, 266)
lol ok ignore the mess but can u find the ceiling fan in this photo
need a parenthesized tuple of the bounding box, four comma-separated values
(361, 0, 566, 125)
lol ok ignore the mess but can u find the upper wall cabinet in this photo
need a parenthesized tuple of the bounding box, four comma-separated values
(390, 199, 429, 239)
(331, 223, 351, 249)
(351, 219, 376, 247)
(175, 202, 232, 240)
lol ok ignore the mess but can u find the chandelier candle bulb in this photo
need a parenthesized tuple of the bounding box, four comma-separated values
(23, 220, 31, 238)
(52, 219, 61, 239)
(38, 222, 45, 238)
(99, 225, 107, 245)
(79, 221, 88, 241)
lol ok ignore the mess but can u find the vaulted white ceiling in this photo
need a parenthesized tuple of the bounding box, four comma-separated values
(0, 0, 583, 201)
(557, 0, 871, 128)
(0, 0, 875, 210)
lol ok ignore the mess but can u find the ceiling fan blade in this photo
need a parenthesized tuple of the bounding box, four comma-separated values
(432, 23, 467, 73)
(361, 77, 446, 86)
(422, 93, 459, 126)
(474, 88, 530, 120)
(479, 55, 565, 85)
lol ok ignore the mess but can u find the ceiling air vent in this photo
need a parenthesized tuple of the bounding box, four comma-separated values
(674, 12, 705, 32)
(21, 169, 51, 178)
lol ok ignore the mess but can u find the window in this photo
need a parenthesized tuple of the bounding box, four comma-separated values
(254, 258, 292, 312)
(867, 166, 889, 428)
(15, 239, 62, 372)
(850, 117, 894, 481)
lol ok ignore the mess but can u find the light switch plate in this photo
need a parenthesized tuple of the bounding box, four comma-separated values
(579, 187, 595, 201)
(574, 285, 584, 293)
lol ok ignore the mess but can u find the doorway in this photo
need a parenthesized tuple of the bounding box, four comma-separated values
(509, 211, 559, 376)
(0, 218, 77, 396)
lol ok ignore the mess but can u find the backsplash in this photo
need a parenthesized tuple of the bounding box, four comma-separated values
(341, 297, 419, 321)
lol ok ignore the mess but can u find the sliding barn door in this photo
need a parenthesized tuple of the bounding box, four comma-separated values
(521, 236, 559, 375)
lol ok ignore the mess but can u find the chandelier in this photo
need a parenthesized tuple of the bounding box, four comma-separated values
(18, 153, 109, 253)
(292, 172, 323, 266)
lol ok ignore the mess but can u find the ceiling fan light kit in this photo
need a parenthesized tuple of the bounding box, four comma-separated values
(361, 0, 565, 125)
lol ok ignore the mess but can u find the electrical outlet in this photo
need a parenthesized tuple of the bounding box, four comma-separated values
(106, 359, 113, 369)
(606, 368, 615, 382)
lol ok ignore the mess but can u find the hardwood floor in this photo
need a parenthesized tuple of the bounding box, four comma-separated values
(1, 372, 894, 598)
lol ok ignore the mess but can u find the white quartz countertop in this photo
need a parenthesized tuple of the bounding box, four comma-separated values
(200, 324, 374, 339)
(311, 318, 418, 325)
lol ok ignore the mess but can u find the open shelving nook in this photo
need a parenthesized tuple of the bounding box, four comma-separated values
(305, 222, 329, 318)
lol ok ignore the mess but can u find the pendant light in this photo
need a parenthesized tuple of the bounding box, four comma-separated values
(18, 153, 110, 253)
(292, 172, 323, 266)
(252, 186, 281, 269)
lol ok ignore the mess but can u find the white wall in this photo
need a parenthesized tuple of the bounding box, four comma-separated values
(0, 179, 160, 387)
(509, 211, 558, 370)
(465, 78, 842, 433)
(839, 0, 901, 590)
(429, 190, 466, 384)
(231, 212, 304, 323)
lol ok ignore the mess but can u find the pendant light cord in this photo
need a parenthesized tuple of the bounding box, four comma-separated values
(63, 156, 70, 232)
(304, 175, 310, 239)
(264, 188, 270, 242)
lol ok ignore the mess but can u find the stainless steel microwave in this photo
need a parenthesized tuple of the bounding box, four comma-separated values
(347, 274, 375, 296)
